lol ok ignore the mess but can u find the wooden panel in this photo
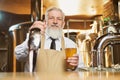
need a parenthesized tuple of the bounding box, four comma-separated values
(69, 21, 92, 29)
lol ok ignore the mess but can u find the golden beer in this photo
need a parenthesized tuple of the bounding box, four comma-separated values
(65, 48, 77, 70)
(65, 48, 77, 59)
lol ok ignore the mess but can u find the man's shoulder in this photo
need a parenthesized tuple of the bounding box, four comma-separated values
(64, 36, 70, 40)
(64, 37, 75, 43)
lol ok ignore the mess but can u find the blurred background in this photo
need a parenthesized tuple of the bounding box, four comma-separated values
(0, 0, 120, 72)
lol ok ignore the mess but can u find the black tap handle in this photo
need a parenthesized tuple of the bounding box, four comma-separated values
(28, 28, 41, 51)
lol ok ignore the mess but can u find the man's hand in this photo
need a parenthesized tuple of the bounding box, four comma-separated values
(29, 21, 46, 34)
(66, 54, 79, 69)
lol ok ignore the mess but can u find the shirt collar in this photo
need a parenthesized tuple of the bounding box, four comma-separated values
(45, 33, 61, 41)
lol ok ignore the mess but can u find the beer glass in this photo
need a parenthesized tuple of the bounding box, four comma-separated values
(65, 48, 77, 70)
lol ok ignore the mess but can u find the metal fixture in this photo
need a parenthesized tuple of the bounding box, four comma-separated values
(93, 33, 120, 70)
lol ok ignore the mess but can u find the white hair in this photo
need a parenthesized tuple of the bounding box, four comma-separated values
(45, 7, 65, 21)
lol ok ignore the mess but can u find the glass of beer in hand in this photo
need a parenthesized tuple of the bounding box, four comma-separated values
(65, 48, 77, 71)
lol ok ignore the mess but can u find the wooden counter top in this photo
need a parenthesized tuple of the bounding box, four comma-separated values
(0, 71, 120, 80)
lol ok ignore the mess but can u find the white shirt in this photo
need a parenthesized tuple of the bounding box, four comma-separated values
(15, 33, 84, 72)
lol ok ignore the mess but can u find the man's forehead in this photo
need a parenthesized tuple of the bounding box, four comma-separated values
(48, 10, 63, 17)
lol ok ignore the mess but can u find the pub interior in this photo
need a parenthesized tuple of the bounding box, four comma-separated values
(0, 0, 120, 80)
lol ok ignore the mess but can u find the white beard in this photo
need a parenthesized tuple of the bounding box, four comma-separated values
(45, 27, 63, 39)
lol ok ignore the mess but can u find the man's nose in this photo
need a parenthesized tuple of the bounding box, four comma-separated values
(53, 19, 57, 24)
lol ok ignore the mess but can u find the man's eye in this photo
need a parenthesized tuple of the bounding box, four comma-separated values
(49, 17, 54, 19)
(58, 18, 62, 20)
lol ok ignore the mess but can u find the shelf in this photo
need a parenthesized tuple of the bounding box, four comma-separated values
(0, 48, 8, 51)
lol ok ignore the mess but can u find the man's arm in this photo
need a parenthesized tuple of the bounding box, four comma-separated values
(15, 33, 29, 62)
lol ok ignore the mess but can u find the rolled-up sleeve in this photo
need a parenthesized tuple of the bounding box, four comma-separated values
(15, 33, 29, 62)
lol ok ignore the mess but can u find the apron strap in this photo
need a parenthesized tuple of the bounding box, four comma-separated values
(40, 34, 45, 49)
(61, 34, 65, 53)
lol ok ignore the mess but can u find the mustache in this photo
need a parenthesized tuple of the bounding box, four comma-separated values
(51, 24, 59, 27)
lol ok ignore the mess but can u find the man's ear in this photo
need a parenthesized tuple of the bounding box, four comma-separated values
(62, 21, 65, 28)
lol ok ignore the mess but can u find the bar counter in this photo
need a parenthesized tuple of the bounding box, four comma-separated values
(0, 71, 120, 80)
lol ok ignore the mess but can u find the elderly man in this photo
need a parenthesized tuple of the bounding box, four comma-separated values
(15, 7, 84, 72)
